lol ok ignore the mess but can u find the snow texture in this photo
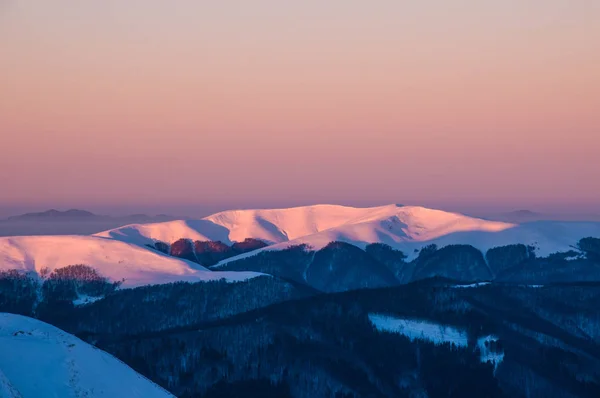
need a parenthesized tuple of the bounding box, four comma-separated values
(0, 368, 22, 398)
(0, 313, 174, 398)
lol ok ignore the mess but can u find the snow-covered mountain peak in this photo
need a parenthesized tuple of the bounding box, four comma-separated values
(98, 203, 515, 247)
(91, 203, 600, 268)
(203, 204, 382, 243)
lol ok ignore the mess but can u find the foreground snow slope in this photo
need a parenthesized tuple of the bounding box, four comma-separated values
(0, 313, 174, 398)
(0, 235, 262, 287)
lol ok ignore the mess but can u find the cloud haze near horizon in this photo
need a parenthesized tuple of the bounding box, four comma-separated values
(1, 1, 598, 212)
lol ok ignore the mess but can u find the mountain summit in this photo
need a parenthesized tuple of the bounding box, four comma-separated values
(6, 209, 97, 221)
(98, 204, 514, 247)
(98, 203, 600, 264)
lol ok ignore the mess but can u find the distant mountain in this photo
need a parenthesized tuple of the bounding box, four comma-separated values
(169, 204, 597, 264)
(6, 209, 99, 221)
(98, 204, 390, 246)
(0, 210, 179, 237)
(98, 204, 515, 250)
(486, 209, 600, 223)
(2, 204, 600, 291)
(93, 204, 600, 291)
(97, 203, 600, 266)
(502, 209, 544, 221)
(2, 203, 600, 397)
(4, 209, 176, 223)
(0, 313, 174, 398)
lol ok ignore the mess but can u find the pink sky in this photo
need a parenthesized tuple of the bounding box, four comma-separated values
(1, 1, 599, 211)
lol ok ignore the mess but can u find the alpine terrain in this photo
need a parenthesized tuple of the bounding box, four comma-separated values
(1, 204, 600, 397)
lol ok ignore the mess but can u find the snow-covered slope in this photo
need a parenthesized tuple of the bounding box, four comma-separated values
(204, 204, 378, 243)
(96, 204, 380, 246)
(96, 220, 231, 247)
(268, 219, 600, 260)
(0, 235, 262, 287)
(97, 204, 600, 265)
(0, 313, 174, 398)
(96, 204, 515, 249)
(215, 207, 600, 265)
(272, 204, 516, 250)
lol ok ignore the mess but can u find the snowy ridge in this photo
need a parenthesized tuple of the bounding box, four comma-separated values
(96, 204, 390, 246)
(96, 220, 228, 247)
(98, 204, 517, 250)
(4, 204, 599, 285)
(215, 208, 600, 265)
(98, 204, 600, 266)
(0, 313, 174, 397)
(0, 235, 263, 287)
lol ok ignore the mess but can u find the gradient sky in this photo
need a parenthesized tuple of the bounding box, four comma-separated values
(1, 1, 599, 214)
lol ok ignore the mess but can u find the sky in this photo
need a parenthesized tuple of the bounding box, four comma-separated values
(1, 1, 599, 215)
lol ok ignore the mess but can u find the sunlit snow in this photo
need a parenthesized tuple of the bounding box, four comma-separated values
(0, 235, 264, 287)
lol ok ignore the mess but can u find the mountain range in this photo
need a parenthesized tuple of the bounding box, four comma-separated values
(1, 203, 600, 397)
(488, 209, 600, 223)
(0, 209, 178, 237)
(100, 203, 600, 263)
(3, 209, 176, 222)
(1, 204, 600, 291)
